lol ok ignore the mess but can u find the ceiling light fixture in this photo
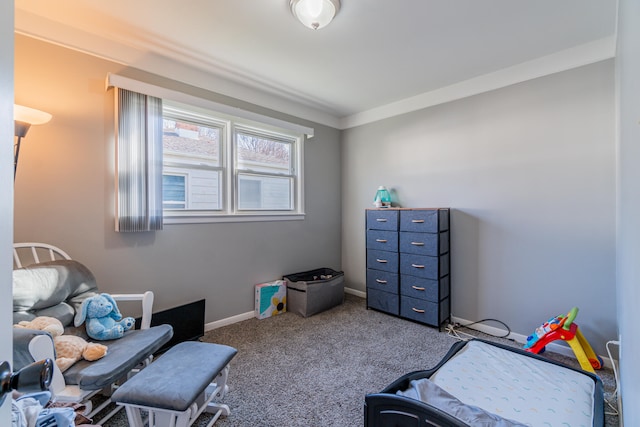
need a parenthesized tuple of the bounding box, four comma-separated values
(290, 0, 340, 30)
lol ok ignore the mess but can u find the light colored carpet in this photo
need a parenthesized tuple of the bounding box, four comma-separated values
(100, 293, 619, 426)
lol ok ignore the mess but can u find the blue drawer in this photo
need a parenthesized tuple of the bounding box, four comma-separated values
(366, 209, 399, 231)
(366, 269, 399, 293)
(399, 231, 449, 256)
(368, 288, 399, 315)
(400, 209, 448, 233)
(367, 249, 399, 273)
(400, 275, 449, 302)
(366, 229, 399, 252)
(400, 253, 449, 279)
(400, 295, 449, 327)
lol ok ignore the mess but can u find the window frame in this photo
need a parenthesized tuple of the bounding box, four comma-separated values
(162, 101, 305, 224)
(234, 125, 297, 212)
(162, 172, 188, 209)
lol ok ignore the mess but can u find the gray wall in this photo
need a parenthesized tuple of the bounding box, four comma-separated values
(13, 35, 342, 322)
(342, 60, 616, 355)
(616, 0, 640, 422)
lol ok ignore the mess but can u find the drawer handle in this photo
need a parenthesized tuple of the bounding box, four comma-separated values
(376, 259, 388, 263)
(412, 307, 425, 313)
(411, 242, 424, 246)
(411, 219, 425, 223)
(376, 279, 388, 284)
(411, 264, 425, 269)
(376, 239, 388, 243)
(411, 286, 425, 291)
(376, 218, 387, 222)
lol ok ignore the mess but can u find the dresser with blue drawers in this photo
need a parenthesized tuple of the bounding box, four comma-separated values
(366, 208, 450, 328)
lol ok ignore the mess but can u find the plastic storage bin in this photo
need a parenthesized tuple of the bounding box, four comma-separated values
(283, 268, 345, 317)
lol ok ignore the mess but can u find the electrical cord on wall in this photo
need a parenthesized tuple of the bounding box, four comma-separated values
(604, 340, 621, 418)
(446, 318, 512, 341)
(445, 323, 474, 341)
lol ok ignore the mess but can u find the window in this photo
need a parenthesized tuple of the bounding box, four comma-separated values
(108, 74, 312, 227)
(162, 174, 186, 209)
(162, 101, 304, 222)
(162, 110, 223, 212)
(236, 130, 294, 211)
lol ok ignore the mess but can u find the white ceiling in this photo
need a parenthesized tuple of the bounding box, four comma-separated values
(15, 0, 617, 129)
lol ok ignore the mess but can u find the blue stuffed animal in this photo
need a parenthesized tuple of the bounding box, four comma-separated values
(74, 293, 135, 341)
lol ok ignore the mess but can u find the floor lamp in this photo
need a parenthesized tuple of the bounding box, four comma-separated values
(14, 104, 52, 180)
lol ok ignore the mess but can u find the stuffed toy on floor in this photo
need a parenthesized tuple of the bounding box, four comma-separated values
(74, 293, 135, 341)
(14, 316, 108, 372)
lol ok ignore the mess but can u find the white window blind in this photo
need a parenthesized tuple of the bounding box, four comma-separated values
(114, 88, 164, 232)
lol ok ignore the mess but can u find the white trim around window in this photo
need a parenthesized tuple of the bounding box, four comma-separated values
(107, 74, 310, 225)
(106, 73, 314, 138)
(161, 101, 306, 223)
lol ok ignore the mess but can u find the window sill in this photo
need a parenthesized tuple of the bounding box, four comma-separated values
(163, 212, 305, 225)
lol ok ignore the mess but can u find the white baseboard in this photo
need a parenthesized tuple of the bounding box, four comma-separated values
(345, 287, 366, 298)
(205, 311, 255, 331)
(205, 287, 365, 331)
(451, 315, 615, 370)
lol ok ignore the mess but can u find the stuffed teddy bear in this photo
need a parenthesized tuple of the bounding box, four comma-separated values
(14, 316, 108, 372)
(54, 335, 108, 372)
(15, 316, 64, 337)
(74, 293, 135, 341)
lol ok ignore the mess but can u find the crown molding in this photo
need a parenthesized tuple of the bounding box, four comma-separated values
(15, 9, 342, 129)
(340, 36, 617, 130)
(15, 8, 616, 132)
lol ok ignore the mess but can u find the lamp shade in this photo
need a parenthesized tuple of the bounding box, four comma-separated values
(14, 104, 52, 126)
(14, 104, 52, 138)
(290, 0, 340, 30)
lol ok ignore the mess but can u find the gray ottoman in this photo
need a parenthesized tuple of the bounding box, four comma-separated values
(112, 341, 237, 427)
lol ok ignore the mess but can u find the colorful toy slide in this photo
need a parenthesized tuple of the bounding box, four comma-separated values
(524, 307, 603, 373)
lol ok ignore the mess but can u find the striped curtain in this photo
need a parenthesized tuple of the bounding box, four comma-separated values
(115, 88, 163, 232)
